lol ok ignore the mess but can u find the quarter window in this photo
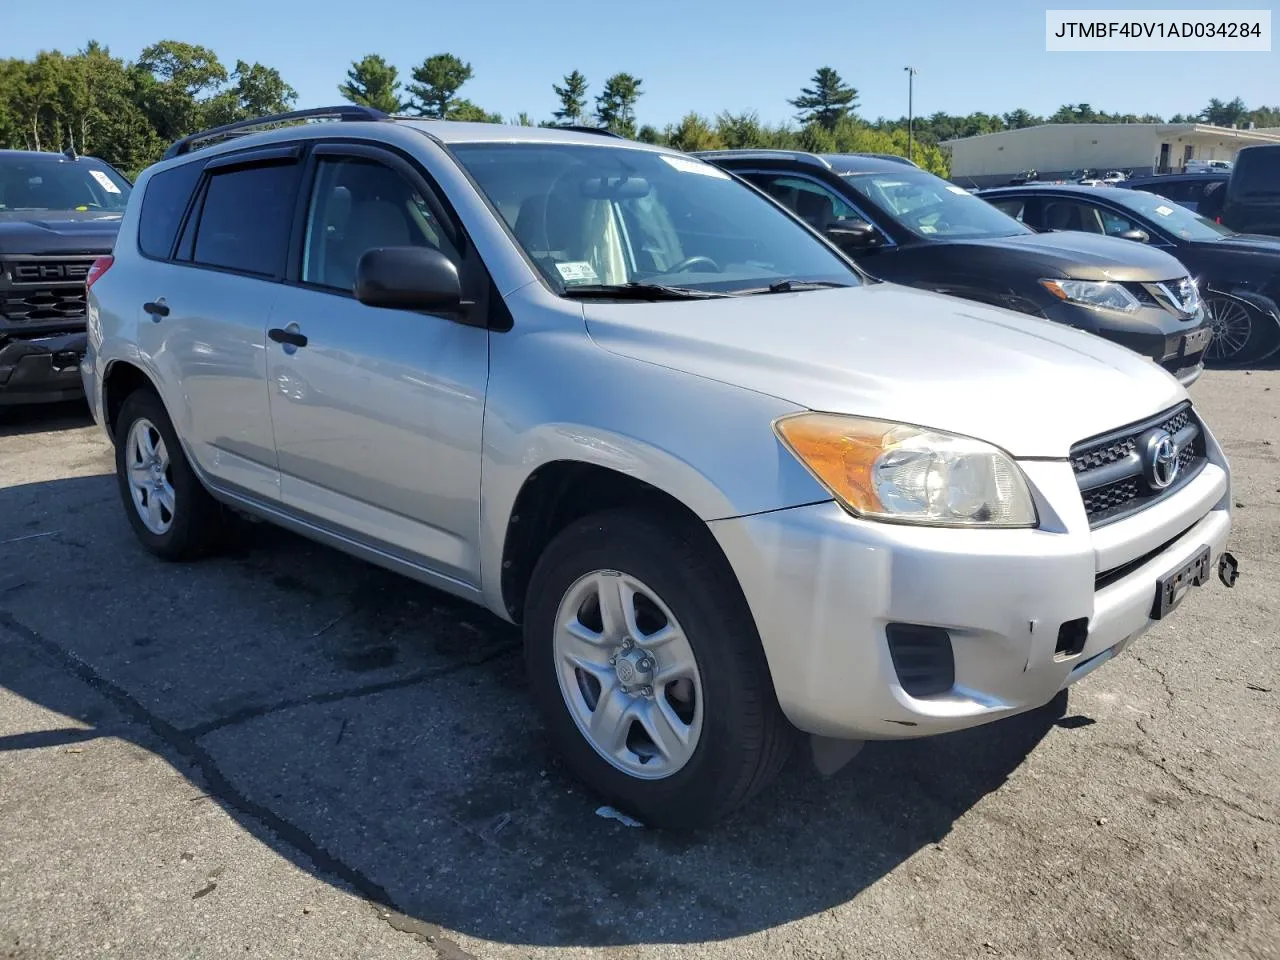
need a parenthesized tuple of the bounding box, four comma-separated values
(138, 161, 204, 260)
(301, 156, 458, 292)
(191, 162, 300, 277)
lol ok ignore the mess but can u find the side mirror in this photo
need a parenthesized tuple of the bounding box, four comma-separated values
(825, 219, 879, 251)
(1117, 228, 1150, 243)
(354, 246, 462, 313)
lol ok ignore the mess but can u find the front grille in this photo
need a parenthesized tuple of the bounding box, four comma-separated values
(1, 258, 95, 323)
(1124, 282, 1159, 306)
(1071, 403, 1207, 527)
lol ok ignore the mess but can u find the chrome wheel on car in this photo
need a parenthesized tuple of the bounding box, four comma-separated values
(1204, 295, 1254, 363)
(125, 417, 176, 535)
(553, 570, 703, 779)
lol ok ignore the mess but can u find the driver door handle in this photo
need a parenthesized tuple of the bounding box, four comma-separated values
(268, 327, 308, 348)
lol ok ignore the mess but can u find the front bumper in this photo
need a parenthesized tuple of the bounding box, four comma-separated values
(1049, 302, 1209, 386)
(710, 451, 1231, 740)
(0, 331, 88, 405)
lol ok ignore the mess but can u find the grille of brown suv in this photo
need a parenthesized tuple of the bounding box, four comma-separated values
(1070, 403, 1207, 526)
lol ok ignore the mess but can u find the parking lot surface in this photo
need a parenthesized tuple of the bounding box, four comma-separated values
(1, 368, 1277, 960)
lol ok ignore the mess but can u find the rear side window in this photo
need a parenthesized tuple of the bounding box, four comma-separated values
(138, 162, 204, 259)
(191, 162, 300, 277)
(1235, 148, 1280, 196)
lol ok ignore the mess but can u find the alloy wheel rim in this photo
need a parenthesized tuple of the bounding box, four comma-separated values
(125, 418, 176, 535)
(1204, 296, 1253, 363)
(553, 570, 704, 780)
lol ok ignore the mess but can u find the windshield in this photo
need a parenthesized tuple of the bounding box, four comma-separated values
(1104, 188, 1235, 240)
(448, 142, 860, 295)
(841, 169, 1032, 240)
(0, 156, 131, 213)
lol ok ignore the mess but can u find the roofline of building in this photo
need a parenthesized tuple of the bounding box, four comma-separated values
(940, 122, 1280, 147)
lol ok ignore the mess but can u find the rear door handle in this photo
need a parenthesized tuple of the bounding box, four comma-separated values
(143, 300, 169, 318)
(268, 327, 308, 348)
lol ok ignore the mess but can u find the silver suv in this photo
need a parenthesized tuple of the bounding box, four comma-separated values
(83, 108, 1237, 828)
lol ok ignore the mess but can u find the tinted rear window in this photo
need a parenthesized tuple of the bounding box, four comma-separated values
(1235, 148, 1280, 196)
(138, 162, 204, 259)
(191, 162, 299, 276)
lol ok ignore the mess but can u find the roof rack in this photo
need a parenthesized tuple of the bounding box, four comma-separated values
(553, 125, 624, 138)
(162, 105, 390, 160)
(689, 149, 832, 169)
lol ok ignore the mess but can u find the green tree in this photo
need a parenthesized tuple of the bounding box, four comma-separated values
(407, 53, 472, 118)
(666, 113, 723, 152)
(1002, 108, 1042, 129)
(338, 54, 404, 114)
(1201, 96, 1249, 127)
(552, 70, 589, 123)
(789, 67, 857, 131)
(205, 60, 297, 126)
(137, 41, 227, 98)
(447, 99, 502, 123)
(511, 111, 535, 126)
(596, 73, 643, 137)
(635, 124, 663, 144)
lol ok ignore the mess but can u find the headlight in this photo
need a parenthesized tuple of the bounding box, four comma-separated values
(1040, 278, 1141, 314)
(774, 413, 1038, 528)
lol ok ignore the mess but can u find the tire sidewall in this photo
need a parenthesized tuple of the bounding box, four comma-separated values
(113, 390, 212, 559)
(524, 513, 771, 825)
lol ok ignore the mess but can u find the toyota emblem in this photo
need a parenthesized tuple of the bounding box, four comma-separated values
(1142, 429, 1180, 490)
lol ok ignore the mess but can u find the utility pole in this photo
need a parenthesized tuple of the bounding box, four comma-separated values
(904, 67, 918, 163)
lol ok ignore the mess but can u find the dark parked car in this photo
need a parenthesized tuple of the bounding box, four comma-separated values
(1121, 173, 1229, 217)
(0, 149, 128, 405)
(978, 183, 1280, 365)
(698, 150, 1211, 385)
(1221, 143, 1280, 238)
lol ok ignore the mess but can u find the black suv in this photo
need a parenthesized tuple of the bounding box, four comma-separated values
(1121, 173, 1229, 218)
(1222, 144, 1280, 238)
(0, 149, 129, 406)
(699, 150, 1211, 385)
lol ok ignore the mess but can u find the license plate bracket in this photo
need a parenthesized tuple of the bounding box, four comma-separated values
(1152, 544, 1211, 619)
(1181, 327, 1213, 357)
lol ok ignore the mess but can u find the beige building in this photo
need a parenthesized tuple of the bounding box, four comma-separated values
(943, 123, 1280, 186)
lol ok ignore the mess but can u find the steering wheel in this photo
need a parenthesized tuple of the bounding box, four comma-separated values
(667, 255, 722, 274)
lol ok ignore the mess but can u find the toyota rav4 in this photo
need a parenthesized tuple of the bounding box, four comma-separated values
(82, 108, 1238, 828)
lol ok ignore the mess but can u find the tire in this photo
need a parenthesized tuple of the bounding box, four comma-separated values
(524, 507, 794, 829)
(113, 388, 224, 561)
(1204, 294, 1280, 366)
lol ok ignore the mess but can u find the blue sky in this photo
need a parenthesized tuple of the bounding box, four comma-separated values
(5, 0, 1278, 127)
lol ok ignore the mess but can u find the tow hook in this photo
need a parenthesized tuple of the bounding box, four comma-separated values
(51, 350, 81, 371)
(1218, 552, 1240, 588)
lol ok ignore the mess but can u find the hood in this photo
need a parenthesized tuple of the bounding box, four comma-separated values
(584, 283, 1185, 459)
(0, 213, 122, 256)
(937, 230, 1189, 282)
(1188, 233, 1280, 257)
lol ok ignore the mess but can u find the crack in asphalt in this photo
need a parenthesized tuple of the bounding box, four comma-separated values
(179, 649, 509, 739)
(0, 609, 481, 960)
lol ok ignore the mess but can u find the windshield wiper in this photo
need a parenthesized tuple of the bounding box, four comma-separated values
(737, 279, 852, 295)
(559, 282, 731, 301)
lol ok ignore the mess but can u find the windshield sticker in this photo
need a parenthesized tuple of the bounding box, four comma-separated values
(945, 185, 969, 195)
(555, 261, 599, 283)
(89, 169, 121, 194)
(659, 154, 730, 179)
(1154, 204, 1174, 217)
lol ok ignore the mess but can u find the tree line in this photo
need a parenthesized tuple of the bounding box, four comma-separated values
(3, 41, 1278, 181)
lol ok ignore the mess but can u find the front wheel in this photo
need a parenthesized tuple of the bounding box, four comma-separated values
(1203, 294, 1280, 366)
(524, 508, 794, 829)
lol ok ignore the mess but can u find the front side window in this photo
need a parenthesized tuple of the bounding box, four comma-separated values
(0, 156, 131, 214)
(988, 198, 1026, 222)
(842, 170, 1031, 240)
(748, 175, 862, 229)
(191, 162, 300, 276)
(448, 142, 860, 294)
(302, 156, 458, 292)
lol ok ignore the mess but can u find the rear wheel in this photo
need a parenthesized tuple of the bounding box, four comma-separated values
(114, 389, 224, 560)
(524, 508, 794, 829)
(1204, 294, 1280, 365)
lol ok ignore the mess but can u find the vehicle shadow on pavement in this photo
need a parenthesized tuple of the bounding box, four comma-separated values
(0, 473, 1065, 949)
(0, 399, 92, 437)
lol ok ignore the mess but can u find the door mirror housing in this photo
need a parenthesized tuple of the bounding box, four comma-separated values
(1117, 228, 1150, 244)
(354, 246, 462, 313)
(825, 219, 880, 251)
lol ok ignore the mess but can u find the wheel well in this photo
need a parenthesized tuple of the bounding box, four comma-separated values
(102, 362, 153, 436)
(500, 461, 720, 622)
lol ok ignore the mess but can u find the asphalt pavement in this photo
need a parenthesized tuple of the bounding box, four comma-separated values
(1, 367, 1276, 960)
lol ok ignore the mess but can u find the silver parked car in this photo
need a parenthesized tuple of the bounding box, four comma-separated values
(83, 108, 1238, 828)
